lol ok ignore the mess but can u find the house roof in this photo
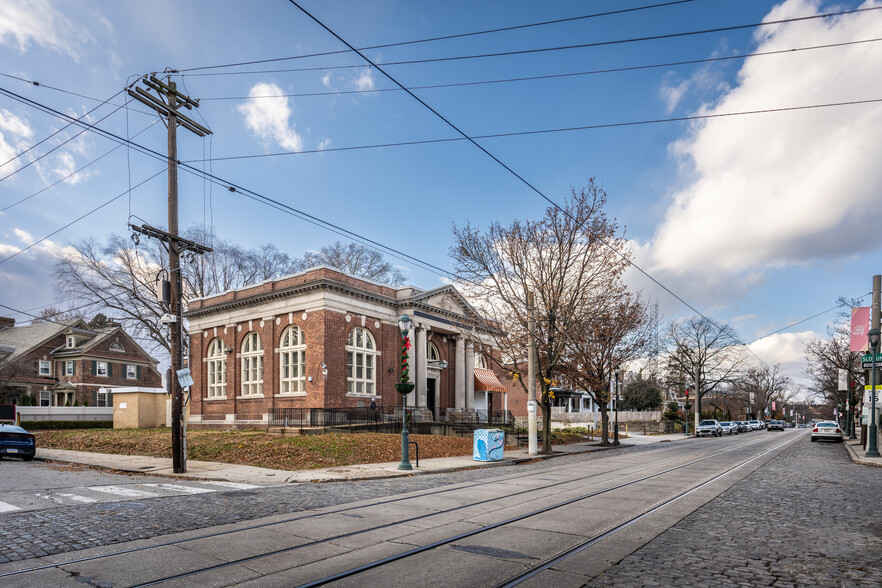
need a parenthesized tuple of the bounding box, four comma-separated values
(0, 320, 85, 364)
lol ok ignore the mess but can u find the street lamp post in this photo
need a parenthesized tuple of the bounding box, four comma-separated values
(396, 314, 415, 470)
(613, 369, 620, 446)
(849, 384, 858, 440)
(867, 328, 880, 458)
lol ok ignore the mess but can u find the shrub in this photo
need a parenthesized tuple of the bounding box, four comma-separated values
(21, 420, 113, 430)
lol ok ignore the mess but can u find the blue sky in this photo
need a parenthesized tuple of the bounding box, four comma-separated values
(2, 0, 881, 388)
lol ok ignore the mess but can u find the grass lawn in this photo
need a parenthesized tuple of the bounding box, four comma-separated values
(33, 427, 594, 471)
(34, 429, 478, 471)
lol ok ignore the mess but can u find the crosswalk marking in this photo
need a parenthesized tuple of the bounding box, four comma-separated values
(0, 501, 21, 513)
(57, 493, 98, 503)
(142, 483, 215, 494)
(200, 481, 261, 490)
(89, 485, 160, 498)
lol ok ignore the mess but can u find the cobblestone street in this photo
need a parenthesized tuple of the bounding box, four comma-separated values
(586, 437, 882, 587)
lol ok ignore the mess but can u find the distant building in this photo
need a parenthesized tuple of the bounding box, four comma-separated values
(184, 267, 512, 427)
(0, 317, 162, 407)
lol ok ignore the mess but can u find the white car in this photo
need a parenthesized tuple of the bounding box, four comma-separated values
(810, 421, 843, 442)
(748, 420, 763, 430)
(696, 420, 722, 437)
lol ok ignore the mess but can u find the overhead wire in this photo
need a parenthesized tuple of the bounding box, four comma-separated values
(196, 38, 882, 102)
(187, 97, 882, 163)
(288, 0, 822, 369)
(0, 85, 457, 278)
(181, 6, 882, 77)
(175, 0, 696, 73)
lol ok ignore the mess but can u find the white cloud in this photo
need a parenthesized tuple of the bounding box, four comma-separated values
(51, 151, 91, 185)
(321, 73, 331, 87)
(0, 108, 33, 176)
(12, 228, 34, 245)
(237, 82, 303, 152)
(317, 139, 331, 151)
(353, 69, 375, 92)
(648, 0, 882, 279)
(0, 0, 91, 61)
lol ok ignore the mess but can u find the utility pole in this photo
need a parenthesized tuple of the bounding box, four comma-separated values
(527, 291, 537, 456)
(694, 366, 701, 434)
(128, 76, 211, 473)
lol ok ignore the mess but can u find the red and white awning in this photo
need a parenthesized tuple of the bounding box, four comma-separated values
(474, 368, 507, 393)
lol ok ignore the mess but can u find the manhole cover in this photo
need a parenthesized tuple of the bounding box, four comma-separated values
(97, 501, 147, 511)
(452, 545, 537, 560)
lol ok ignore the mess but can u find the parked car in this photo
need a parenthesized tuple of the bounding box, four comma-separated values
(767, 420, 785, 431)
(810, 421, 843, 442)
(697, 419, 722, 437)
(797, 423, 808, 428)
(734, 421, 749, 432)
(0, 423, 36, 461)
(748, 420, 763, 430)
(719, 421, 738, 435)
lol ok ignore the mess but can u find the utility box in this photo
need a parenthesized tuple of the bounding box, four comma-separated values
(473, 429, 505, 462)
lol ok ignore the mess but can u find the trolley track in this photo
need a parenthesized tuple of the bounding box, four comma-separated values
(0, 433, 791, 586)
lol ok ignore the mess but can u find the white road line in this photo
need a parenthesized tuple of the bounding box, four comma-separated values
(89, 485, 160, 499)
(0, 501, 21, 513)
(141, 483, 215, 494)
(56, 493, 98, 503)
(199, 481, 261, 490)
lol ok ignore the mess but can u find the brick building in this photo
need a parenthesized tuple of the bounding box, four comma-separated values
(0, 317, 162, 407)
(185, 267, 514, 427)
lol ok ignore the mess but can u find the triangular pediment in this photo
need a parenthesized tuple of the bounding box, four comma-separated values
(410, 286, 480, 319)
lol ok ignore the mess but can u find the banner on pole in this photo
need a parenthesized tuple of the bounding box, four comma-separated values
(850, 307, 871, 352)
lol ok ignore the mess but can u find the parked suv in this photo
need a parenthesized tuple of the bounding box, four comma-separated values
(696, 420, 722, 437)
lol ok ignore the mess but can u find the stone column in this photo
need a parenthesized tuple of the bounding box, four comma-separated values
(416, 326, 428, 408)
(465, 339, 475, 411)
(455, 335, 465, 410)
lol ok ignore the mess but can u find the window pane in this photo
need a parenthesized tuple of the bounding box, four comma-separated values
(366, 382, 373, 395)
(365, 334, 373, 350)
(356, 329, 363, 348)
(356, 381, 363, 394)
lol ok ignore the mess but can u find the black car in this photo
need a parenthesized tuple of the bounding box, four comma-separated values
(0, 423, 36, 461)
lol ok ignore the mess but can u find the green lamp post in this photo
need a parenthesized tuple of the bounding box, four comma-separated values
(867, 328, 880, 457)
(396, 314, 415, 470)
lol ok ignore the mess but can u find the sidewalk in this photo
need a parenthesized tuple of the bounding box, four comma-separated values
(34, 433, 689, 485)
(843, 437, 882, 468)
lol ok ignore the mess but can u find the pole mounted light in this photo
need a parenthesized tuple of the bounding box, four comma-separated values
(396, 314, 415, 470)
(867, 328, 881, 457)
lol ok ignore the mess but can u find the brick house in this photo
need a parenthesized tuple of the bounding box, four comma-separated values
(0, 317, 162, 407)
(185, 267, 514, 427)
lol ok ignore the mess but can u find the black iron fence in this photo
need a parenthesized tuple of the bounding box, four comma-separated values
(268, 406, 515, 430)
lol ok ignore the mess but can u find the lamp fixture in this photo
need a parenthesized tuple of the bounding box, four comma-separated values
(398, 314, 412, 338)
(225, 346, 233, 354)
(320, 362, 328, 377)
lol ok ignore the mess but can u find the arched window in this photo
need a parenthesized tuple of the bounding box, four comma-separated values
(346, 327, 376, 396)
(240, 332, 263, 396)
(206, 338, 226, 398)
(428, 342, 440, 362)
(109, 342, 125, 353)
(475, 353, 487, 369)
(280, 326, 306, 394)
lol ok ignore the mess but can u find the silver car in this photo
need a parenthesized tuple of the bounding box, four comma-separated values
(810, 421, 843, 442)
(719, 421, 738, 435)
(748, 420, 763, 430)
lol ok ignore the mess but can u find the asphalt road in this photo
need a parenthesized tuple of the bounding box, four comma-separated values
(3, 430, 869, 587)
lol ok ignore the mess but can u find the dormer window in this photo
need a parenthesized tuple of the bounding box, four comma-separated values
(67, 336, 75, 348)
(110, 342, 124, 353)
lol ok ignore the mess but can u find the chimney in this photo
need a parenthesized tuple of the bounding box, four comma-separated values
(0, 317, 15, 329)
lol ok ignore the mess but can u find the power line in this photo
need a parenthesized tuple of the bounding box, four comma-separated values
(197, 38, 882, 102)
(190, 97, 882, 163)
(184, 6, 882, 77)
(1, 118, 161, 213)
(0, 169, 167, 266)
(744, 294, 871, 347)
(286, 0, 783, 368)
(176, 1, 696, 73)
(0, 85, 457, 279)
(0, 89, 125, 174)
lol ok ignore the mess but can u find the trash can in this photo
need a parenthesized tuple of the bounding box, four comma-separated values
(473, 429, 505, 462)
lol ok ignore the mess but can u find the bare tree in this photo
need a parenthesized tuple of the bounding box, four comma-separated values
(297, 241, 406, 286)
(30, 307, 85, 324)
(664, 316, 746, 431)
(451, 180, 629, 453)
(740, 364, 792, 419)
(560, 291, 652, 445)
(804, 297, 865, 415)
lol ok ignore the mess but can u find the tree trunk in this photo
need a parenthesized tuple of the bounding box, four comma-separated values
(600, 407, 610, 445)
(541, 397, 552, 454)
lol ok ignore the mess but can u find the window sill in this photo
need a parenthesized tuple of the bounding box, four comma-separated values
(275, 392, 307, 397)
(345, 392, 377, 398)
(204, 396, 228, 401)
(236, 394, 265, 400)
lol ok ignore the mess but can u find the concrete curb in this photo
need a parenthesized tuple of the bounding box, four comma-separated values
(843, 438, 882, 468)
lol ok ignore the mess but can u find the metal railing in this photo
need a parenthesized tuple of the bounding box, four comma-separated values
(268, 406, 515, 430)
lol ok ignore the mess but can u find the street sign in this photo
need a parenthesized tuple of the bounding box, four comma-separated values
(177, 368, 194, 388)
(861, 353, 882, 363)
